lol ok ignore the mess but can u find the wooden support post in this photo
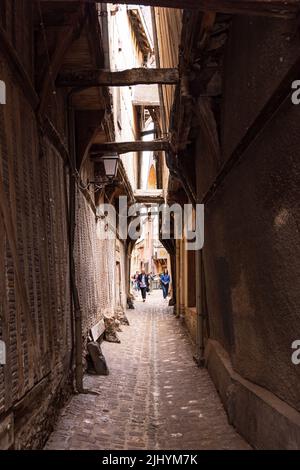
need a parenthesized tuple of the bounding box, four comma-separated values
(90, 139, 170, 155)
(38, 1, 299, 19)
(57, 68, 179, 88)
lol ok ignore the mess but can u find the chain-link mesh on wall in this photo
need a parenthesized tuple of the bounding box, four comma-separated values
(74, 189, 117, 341)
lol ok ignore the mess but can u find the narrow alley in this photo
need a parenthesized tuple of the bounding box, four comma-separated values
(0, 0, 300, 455)
(45, 292, 248, 450)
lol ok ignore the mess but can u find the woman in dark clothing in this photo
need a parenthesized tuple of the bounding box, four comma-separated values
(160, 269, 171, 299)
(137, 269, 149, 302)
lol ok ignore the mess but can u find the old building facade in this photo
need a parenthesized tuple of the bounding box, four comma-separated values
(0, 0, 300, 451)
(153, 3, 300, 449)
(0, 1, 135, 448)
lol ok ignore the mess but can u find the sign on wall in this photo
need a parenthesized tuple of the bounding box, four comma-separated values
(0, 340, 6, 365)
(0, 80, 6, 104)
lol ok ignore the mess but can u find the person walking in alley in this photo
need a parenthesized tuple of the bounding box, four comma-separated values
(160, 269, 171, 299)
(138, 269, 149, 302)
(133, 271, 140, 292)
(148, 271, 155, 294)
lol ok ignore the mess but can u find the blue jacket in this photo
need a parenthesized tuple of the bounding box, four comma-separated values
(160, 274, 170, 284)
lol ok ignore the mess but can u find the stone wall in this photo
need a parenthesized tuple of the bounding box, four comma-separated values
(196, 16, 300, 421)
(184, 308, 197, 344)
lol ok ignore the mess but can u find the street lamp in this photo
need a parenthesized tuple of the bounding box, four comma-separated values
(101, 153, 119, 180)
(88, 152, 119, 190)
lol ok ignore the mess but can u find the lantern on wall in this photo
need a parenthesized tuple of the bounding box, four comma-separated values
(88, 152, 120, 191)
(101, 153, 119, 180)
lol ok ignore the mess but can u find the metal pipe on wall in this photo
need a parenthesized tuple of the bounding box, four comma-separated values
(67, 95, 84, 393)
(195, 248, 207, 366)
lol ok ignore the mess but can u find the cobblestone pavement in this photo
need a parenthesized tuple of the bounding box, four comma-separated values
(45, 291, 250, 450)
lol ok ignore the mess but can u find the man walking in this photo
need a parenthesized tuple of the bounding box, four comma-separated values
(138, 269, 149, 302)
(160, 269, 171, 300)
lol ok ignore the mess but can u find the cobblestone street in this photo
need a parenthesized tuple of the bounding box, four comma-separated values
(45, 292, 249, 450)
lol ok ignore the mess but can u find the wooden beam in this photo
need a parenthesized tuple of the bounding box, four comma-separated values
(57, 68, 179, 88)
(134, 189, 165, 204)
(38, 1, 299, 19)
(90, 139, 170, 155)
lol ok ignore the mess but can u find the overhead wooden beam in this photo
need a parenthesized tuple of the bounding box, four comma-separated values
(134, 189, 165, 204)
(38, 1, 299, 19)
(57, 68, 179, 88)
(90, 139, 170, 155)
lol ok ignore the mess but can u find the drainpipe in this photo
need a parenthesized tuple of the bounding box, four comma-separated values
(67, 96, 84, 393)
(175, 240, 180, 316)
(195, 248, 205, 367)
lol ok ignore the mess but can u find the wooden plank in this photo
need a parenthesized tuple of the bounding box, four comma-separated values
(90, 139, 170, 155)
(90, 319, 106, 342)
(38, 1, 299, 18)
(57, 68, 179, 88)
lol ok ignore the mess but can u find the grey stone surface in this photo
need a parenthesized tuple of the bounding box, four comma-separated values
(45, 292, 249, 450)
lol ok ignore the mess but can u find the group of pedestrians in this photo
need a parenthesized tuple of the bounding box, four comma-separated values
(132, 268, 171, 302)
